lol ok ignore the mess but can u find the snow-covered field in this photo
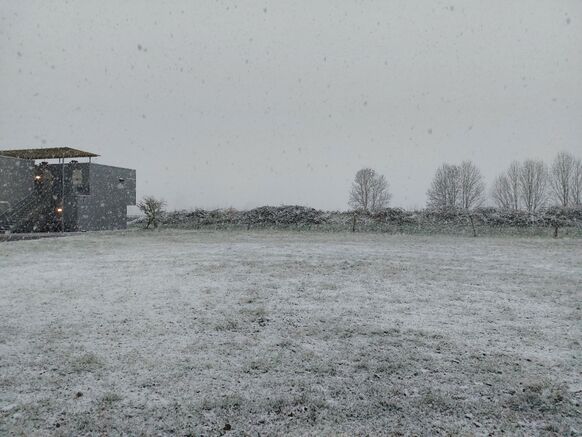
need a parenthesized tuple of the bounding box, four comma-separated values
(1, 230, 581, 435)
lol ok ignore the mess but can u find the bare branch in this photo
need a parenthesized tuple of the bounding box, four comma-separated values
(572, 158, 582, 206)
(349, 168, 391, 212)
(459, 161, 485, 210)
(492, 161, 521, 210)
(550, 151, 576, 207)
(519, 160, 547, 214)
(427, 161, 484, 211)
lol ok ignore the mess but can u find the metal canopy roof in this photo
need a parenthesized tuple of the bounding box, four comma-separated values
(0, 147, 99, 160)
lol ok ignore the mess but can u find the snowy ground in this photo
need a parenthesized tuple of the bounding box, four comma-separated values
(1, 230, 581, 435)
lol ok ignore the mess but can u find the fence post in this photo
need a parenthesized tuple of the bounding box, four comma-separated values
(469, 213, 477, 237)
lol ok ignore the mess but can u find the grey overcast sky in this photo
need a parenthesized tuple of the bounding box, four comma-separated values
(1, 1, 581, 210)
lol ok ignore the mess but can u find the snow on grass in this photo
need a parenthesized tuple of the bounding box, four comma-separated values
(1, 230, 581, 435)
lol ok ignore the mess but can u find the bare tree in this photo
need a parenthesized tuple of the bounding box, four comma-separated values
(369, 174, 391, 212)
(519, 160, 547, 214)
(349, 168, 391, 212)
(550, 151, 576, 207)
(459, 161, 485, 209)
(572, 158, 582, 206)
(491, 161, 521, 210)
(427, 162, 484, 210)
(138, 196, 166, 229)
(492, 174, 513, 210)
(426, 163, 460, 210)
(349, 168, 373, 212)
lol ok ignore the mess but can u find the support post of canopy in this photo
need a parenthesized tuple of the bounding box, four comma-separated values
(61, 156, 65, 233)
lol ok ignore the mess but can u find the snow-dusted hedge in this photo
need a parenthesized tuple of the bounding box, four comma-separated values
(129, 205, 582, 235)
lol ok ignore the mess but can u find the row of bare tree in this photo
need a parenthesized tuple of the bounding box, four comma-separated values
(492, 152, 582, 213)
(349, 151, 582, 213)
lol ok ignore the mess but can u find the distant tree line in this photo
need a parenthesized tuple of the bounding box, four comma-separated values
(137, 151, 581, 236)
(349, 151, 582, 214)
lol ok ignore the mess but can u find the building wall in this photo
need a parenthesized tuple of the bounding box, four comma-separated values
(0, 155, 35, 214)
(46, 162, 87, 231)
(76, 164, 136, 231)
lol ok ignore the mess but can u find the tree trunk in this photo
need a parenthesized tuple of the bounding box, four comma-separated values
(352, 213, 357, 233)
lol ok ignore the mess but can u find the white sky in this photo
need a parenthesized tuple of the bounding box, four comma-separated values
(1, 0, 581, 210)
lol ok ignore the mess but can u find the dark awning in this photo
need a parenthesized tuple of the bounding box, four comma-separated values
(0, 147, 99, 160)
